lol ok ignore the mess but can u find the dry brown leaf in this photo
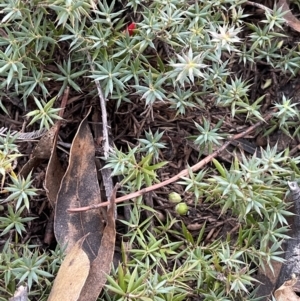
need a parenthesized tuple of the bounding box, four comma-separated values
(19, 124, 60, 178)
(79, 184, 118, 301)
(278, 0, 300, 32)
(54, 108, 104, 260)
(32, 124, 60, 159)
(18, 156, 41, 179)
(274, 277, 300, 301)
(44, 128, 65, 244)
(48, 235, 90, 301)
(45, 133, 65, 208)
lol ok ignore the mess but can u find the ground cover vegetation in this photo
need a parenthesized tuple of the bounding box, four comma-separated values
(0, 0, 300, 300)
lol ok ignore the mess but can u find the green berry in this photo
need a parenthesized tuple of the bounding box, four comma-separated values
(175, 203, 189, 215)
(168, 192, 182, 203)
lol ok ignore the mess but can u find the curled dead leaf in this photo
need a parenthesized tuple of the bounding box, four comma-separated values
(54, 108, 104, 261)
(275, 277, 300, 301)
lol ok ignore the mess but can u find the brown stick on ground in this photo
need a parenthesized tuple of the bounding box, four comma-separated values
(68, 108, 277, 213)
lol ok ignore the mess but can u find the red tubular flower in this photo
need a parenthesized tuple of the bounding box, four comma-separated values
(127, 22, 136, 36)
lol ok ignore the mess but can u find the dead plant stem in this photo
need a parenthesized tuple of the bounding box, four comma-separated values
(86, 52, 110, 158)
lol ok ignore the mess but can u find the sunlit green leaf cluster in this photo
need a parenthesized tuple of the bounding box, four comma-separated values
(104, 145, 168, 189)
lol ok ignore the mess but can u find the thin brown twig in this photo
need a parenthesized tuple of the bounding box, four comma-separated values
(86, 52, 110, 158)
(245, 1, 272, 13)
(68, 108, 277, 213)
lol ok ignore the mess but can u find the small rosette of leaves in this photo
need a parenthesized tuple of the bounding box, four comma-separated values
(104, 146, 167, 190)
(26, 96, 62, 130)
(2, 172, 37, 210)
(138, 129, 166, 160)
